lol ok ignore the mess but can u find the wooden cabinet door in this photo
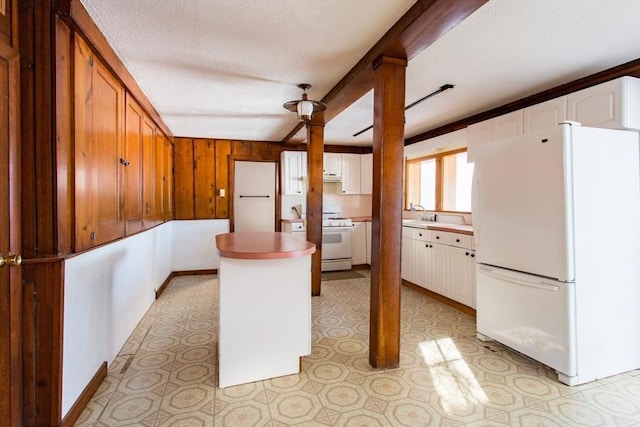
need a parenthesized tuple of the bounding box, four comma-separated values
(163, 138, 173, 221)
(142, 114, 155, 226)
(155, 130, 165, 224)
(124, 94, 144, 235)
(74, 35, 95, 250)
(74, 35, 125, 250)
(93, 58, 126, 244)
(0, 39, 21, 427)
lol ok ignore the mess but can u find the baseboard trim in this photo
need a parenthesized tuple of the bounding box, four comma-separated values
(155, 273, 173, 299)
(61, 361, 107, 427)
(173, 269, 218, 276)
(402, 279, 476, 317)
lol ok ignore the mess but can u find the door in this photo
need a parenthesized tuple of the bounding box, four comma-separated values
(473, 125, 571, 281)
(234, 161, 276, 232)
(0, 40, 22, 426)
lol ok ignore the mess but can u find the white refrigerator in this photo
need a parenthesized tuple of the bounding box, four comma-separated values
(473, 122, 640, 386)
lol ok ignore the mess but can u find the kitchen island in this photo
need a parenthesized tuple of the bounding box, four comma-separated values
(215, 232, 316, 388)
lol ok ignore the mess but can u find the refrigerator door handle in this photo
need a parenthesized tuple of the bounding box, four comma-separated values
(480, 266, 559, 292)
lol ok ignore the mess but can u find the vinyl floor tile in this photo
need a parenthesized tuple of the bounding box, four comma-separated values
(75, 271, 640, 426)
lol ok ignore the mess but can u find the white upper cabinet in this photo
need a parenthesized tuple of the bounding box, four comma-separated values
(360, 153, 373, 195)
(467, 77, 640, 162)
(340, 153, 361, 194)
(567, 76, 640, 130)
(493, 110, 523, 140)
(323, 153, 342, 179)
(467, 110, 523, 162)
(524, 96, 567, 133)
(281, 151, 307, 195)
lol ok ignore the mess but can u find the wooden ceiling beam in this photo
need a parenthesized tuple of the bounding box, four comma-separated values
(282, 0, 488, 144)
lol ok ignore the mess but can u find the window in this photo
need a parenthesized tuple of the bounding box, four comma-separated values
(405, 149, 473, 212)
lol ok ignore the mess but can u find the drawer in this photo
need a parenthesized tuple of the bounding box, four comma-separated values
(414, 229, 432, 242)
(449, 233, 474, 249)
(290, 222, 305, 232)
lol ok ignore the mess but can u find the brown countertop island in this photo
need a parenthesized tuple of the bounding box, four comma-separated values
(216, 231, 315, 260)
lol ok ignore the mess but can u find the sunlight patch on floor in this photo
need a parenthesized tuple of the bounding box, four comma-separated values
(420, 337, 488, 414)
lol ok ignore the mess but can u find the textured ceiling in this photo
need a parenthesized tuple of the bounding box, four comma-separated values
(82, 0, 640, 147)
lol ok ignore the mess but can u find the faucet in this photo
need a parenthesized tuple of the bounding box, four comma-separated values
(412, 205, 430, 221)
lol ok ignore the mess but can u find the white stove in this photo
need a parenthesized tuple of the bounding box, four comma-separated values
(322, 217, 353, 228)
(321, 210, 353, 271)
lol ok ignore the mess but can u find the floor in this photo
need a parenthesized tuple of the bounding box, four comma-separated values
(76, 271, 640, 426)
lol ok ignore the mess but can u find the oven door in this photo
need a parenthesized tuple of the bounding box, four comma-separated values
(321, 227, 352, 271)
(322, 227, 352, 260)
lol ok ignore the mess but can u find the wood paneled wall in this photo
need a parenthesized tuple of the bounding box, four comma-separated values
(174, 137, 295, 219)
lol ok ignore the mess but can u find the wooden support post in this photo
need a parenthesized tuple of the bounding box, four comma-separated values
(306, 115, 324, 296)
(369, 56, 407, 368)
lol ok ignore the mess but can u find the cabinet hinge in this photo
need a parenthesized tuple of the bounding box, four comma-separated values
(89, 56, 94, 67)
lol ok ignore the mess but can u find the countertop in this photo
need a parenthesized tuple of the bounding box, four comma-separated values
(351, 217, 473, 235)
(216, 232, 316, 260)
(402, 219, 473, 235)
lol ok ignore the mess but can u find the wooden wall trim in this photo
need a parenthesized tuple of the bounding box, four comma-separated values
(55, 0, 172, 138)
(282, 0, 487, 143)
(406, 57, 640, 145)
(60, 362, 106, 427)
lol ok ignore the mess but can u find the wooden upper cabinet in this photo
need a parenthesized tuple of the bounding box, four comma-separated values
(0, 0, 13, 47)
(74, 34, 125, 251)
(124, 93, 144, 235)
(142, 114, 156, 227)
(155, 130, 166, 224)
(163, 137, 174, 221)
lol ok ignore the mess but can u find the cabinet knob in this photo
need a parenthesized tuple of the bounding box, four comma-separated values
(456, 238, 460, 243)
(465, 252, 469, 256)
(436, 236, 440, 239)
(470, 253, 475, 258)
(0, 253, 22, 267)
(419, 233, 422, 236)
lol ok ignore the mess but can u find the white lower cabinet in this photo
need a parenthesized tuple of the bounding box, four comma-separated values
(401, 235, 414, 282)
(351, 222, 367, 265)
(447, 246, 476, 307)
(402, 226, 476, 308)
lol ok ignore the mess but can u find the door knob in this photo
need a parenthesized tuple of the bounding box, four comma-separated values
(0, 253, 22, 267)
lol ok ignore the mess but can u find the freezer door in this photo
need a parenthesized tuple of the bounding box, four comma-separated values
(473, 125, 574, 281)
(476, 265, 576, 377)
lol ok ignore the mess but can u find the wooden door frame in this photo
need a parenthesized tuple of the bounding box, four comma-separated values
(228, 156, 280, 232)
(0, 34, 22, 427)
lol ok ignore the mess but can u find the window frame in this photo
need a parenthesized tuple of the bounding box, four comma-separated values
(404, 147, 471, 213)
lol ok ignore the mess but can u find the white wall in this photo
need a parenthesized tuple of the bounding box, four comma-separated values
(62, 219, 229, 417)
(172, 219, 229, 271)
